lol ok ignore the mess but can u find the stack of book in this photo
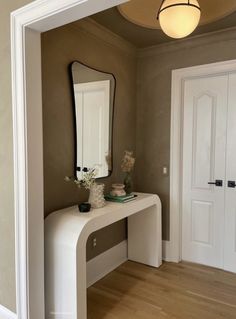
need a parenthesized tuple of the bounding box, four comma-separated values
(105, 193, 137, 203)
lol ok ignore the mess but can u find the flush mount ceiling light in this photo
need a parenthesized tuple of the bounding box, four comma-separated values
(119, 1, 236, 31)
(157, 0, 201, 39)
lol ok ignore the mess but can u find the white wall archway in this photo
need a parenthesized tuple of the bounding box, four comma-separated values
(11, 1, 127, 318)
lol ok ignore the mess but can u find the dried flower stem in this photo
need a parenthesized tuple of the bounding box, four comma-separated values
(121, 151, 135, 173)
(64, 168, 98, 190)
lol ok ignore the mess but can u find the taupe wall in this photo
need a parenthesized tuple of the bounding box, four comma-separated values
(42, 20, 236, 247)
(41, 20, 137, 260)
(136, 30, 236, 240)
(0, 0, 34, 312)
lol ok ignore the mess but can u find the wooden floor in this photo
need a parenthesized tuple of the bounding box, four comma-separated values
(87, 261, 236, 319)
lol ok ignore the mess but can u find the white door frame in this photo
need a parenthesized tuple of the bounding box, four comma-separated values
(168, 59, 236, 263)
(11, 1, 127, 318)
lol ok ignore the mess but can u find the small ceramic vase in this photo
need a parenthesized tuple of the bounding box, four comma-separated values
(88, 183, 106, 208)
(110, 184, 126, 197)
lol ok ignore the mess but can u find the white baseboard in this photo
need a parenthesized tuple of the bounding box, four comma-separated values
(162, 240, 181, 262)
(87, 240, 128, 287)
(0, 305, 17, 319)
(87, 239, 179, 287)
(162, 240, 170, 261)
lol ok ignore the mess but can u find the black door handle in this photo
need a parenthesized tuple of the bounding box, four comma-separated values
(228, 181, 236, 188)
(208, 180, 223, 187)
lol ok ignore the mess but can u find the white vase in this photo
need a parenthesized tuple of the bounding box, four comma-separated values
(88, 183, 106, 209)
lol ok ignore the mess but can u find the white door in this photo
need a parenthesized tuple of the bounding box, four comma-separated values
(224, 73, 236, 272)
(182, 75, 228, 268)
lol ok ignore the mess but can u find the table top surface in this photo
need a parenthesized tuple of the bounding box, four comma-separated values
(45, 192, 161, 245)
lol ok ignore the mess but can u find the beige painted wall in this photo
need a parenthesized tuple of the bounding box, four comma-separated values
(136, 30, 236, 240)
(0, 0, 35, 312)
(41, 20, 137, 260)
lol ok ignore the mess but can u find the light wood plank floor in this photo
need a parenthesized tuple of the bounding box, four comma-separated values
(87, 261, 236, 319)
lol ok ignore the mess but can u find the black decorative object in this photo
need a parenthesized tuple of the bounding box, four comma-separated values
(78, 202, 91, 213)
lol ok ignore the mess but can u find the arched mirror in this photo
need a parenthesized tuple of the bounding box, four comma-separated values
(70, 61, 115, 179)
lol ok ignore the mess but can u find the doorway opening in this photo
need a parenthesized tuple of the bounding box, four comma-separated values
(170, 60, 236, 271)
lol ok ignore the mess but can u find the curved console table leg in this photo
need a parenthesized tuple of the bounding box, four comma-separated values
(76, 239, 88, 319)
(45, 193, 162, 319)
(128, 202, 162, 267)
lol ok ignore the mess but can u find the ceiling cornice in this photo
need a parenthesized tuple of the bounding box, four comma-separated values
(70, 18, 137, 57)
(138, 25, 236, 58)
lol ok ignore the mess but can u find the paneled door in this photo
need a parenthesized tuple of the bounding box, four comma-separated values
(224, 73, 236, 273)
(182, 75, 228, 269)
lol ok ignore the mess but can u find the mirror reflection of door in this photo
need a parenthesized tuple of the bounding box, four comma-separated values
(71, 61, 115, 180)
(74, 80, 110, 179)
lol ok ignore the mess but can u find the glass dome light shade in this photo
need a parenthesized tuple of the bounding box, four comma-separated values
(158, 0, 201, 39)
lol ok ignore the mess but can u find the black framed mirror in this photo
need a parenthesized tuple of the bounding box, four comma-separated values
(70, 61, 116, 180)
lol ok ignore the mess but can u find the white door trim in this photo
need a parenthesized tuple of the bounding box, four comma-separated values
(169, 59, 236, 262)
(11, 0, 127, 318)
(0, 304, 17, 319)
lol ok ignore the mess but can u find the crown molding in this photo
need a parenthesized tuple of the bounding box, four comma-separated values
(138, 26, 236, 58)
(70, 17, 137, 58)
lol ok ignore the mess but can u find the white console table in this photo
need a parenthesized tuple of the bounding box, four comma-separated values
(45, 193, 162, 319)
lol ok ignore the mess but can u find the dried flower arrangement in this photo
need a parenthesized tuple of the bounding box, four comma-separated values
(121, 151, 135, 173)
(64, 168, 98, 190)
